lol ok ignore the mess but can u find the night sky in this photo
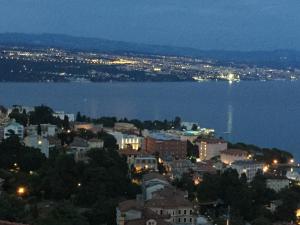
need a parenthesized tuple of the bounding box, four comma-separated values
(1, 0, 300, 50)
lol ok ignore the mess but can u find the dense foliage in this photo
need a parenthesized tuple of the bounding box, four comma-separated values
(175, 169, 300, 225)
(0, 134, 140, 225)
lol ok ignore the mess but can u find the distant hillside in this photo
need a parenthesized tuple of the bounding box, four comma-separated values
(1, 33, 300, 68)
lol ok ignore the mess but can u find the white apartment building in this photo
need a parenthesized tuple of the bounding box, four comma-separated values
(134, 156, 158, 172)
(26, 124, 57, 137)
(24, 135, 50, 157)
(220, 149, 249, 165)
(109, 131, 143, 150)
(53, 111, 75, 122)
(230, 160, 264, 181)
(88, 138, 104, 149)
(196, 139, 227, 160)
(266, 177, 290, 192)
(4, 120, 24, 139)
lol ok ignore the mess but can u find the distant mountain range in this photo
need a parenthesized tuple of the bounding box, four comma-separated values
(1, 33, 300, 68)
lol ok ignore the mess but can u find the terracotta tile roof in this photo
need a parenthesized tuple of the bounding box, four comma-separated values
(69, 137, 88, 148)
(145, 187, 192, 208)
(118, 199, 143, 212)
(195, 162, 217, 173)
(143, 173, 168, 182)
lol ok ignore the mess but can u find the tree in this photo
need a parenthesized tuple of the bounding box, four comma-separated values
(37, 154, 80, 200)
(173, 116, 181, 129)
(63, 115, 70, 130)
(77, 129, 96, 140)
(37, 124, 42, 136)
(191, 124, 198, 131)
(97, 131, 117, 150)
(34, 202, 89, 225)
(0, 136, 46, 171)
(29, 105, 58, 125)
(275, 189, 300, 222)
(187, 140, 198, 158)
(8, 109, 28, 126)
(0, 193, 26, 222)
(76, 112, 82, 122)
(251, 217, 272, 225)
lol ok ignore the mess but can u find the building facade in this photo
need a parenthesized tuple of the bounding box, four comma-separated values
(24, 135, 50, 157)
(4, 120, 24, 139)
(196, 139, 227, 161)
(230, 160, 264, 181)
(144, 133, 187, 160)
(220, 149, 249, 165)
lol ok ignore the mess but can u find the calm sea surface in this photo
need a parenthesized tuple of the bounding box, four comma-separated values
(0, 81, 299, 161)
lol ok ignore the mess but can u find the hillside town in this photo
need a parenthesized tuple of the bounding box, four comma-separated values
(1, 46, 300, 82)
(0, 105, 299, 225)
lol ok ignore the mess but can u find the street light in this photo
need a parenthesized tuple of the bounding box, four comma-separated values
(17, 186, 27, 197)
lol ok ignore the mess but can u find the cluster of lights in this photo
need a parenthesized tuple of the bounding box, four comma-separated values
(263, 165, 269, 173)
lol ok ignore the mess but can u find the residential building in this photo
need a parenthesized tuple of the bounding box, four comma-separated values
(165, 159, 197, 179)
(109, 131, 143, 150)
(196, 139, 227, 161)
(144, 132, 187, 160)
(120, 149, 144, 167)
(26, 124, 57, 137)
(142, 173, 170, 200)
(114, 122, 139, 134)
(88, 138, 104, 149)
(230, 160, 264, 181)
(220, 149, 249, 165)
(4, 120, 24, 139)
(116, 199, 171, 225)
(24, 135, 50, 157)
(74, 122, 103, 133)
(47, 136, 62, 149)
(69, 137, 89, 163)
(7, 105, 34, 115)
(193, 162, 217, 179)
(116, 199, 143, 225)
(165, 159, 217, 181)
(145, 187, 195, 225)
(266, 176, 290, 192)
(134, 156, 158, 172)
(53, 111, 75, 122)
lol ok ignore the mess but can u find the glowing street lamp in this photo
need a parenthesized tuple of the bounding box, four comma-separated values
(17, 186, 27, 197)
(273, 159, 278, 164)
